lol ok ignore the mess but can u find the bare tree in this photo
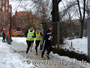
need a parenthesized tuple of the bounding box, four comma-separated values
(51, 0, 62, 48)
(32, 0, 52, 34)
(33, 0, 51, 22)
(77, 0, 86, 38)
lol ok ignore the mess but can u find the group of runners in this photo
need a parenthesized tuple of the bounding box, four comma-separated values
(25, 25, 53, 59)
(1, 25, 53, 59)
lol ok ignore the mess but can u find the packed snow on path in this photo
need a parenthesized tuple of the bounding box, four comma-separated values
(0, 37, 36, 68)
(13, 37, 88, 55)
(62, 37, 88, 55)
(12, 37, 90, 68)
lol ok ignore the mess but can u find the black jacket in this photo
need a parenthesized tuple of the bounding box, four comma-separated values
(2, 32, 6, 37)
(44, 29, 53, 41)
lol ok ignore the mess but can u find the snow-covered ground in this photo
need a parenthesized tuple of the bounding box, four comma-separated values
(12, 37, 90, 68)
(12, 37, 88, 55)
(62, 37, 88, 55)
(0, 37, 36, 68)
(0, 37, 90, 68)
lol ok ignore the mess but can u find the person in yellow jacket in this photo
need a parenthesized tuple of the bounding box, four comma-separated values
(35, 28, 43, 55)
(25, 26, 36, 54)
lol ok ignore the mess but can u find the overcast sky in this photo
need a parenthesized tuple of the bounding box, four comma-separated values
(9, 0, 88, 20)
(9, 0, 69, 15)
(9, 0, 34, 15)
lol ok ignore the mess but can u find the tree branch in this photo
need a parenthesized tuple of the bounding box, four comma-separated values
(77, 0, 82, 20)
(83, 0, 86, 21)
(57, 0, 62, 4)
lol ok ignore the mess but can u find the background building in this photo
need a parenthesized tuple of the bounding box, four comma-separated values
(12, 11, 41, 33)
(0, 0, 12, 33)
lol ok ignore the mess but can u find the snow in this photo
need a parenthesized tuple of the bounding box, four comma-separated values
(0, 37, 36, 68)
(12, 37, 90, 68)
(12, 37, 27, 45)
(62, 37, 88, 55)
(51, 53, 90, 68)
(0, 37, 90, 68)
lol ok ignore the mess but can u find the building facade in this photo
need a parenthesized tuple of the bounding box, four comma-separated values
(0, 0, 12, 33)
(13, 11, 41, 33)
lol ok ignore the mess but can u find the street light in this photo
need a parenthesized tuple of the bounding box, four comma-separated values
(88, 5, 90, 59)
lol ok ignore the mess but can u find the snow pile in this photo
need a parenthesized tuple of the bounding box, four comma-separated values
(12, 37, 36, 47)
(51, 53, 90, 68)
(0, 38, 36, 68)
(63, 37, 87, 55)
(12, 37, 27, 45)
(0, 53, 35, 68)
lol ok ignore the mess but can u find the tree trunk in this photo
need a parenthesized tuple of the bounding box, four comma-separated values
(51, 0, 62, 48)
(77, 0, 86, 38)
(80, 20, 84, 38)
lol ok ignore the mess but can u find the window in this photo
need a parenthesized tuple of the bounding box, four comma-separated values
(9, 8, 11, 12)
(6, 6, 8, 10)
(3, 0, 5, 4)
(0, 15, 1, 24)
(6, 1, 8, 7)
(5, 16, 8, 25)
(0, 0, 1, 8)
(0, 5, 1, 9)
(2, 7, 4, 12)
(0, 0, 1, 3)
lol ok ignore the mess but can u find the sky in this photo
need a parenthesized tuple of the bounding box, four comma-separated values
(9, 0, 78, 18)
(9, 0, 68, 15)
(9, 0, 34, 15)
(9, 0, 88, 20)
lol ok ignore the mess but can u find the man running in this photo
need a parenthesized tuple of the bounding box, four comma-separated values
(25, 26, 36, 54)
(35, 28, 43, 55)
(41, 25, 53, 59)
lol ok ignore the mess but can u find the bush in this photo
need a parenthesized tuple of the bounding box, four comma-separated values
(52, 48, 90, 62)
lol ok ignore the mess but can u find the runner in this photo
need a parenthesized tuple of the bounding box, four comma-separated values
(35, 28, 43, 55)
(41, 25, 53, 59)
(25, 26, 36, 54)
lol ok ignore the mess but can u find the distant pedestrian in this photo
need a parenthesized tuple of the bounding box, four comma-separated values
(35, 28, 43, 55)
(6, 30, 12, 44)
(25, 26, 36, 54)
(41, 25, 53, 59)
(2, 31, 6, 42)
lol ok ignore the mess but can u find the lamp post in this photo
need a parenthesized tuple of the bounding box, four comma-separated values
(88, 6, 90, 59)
